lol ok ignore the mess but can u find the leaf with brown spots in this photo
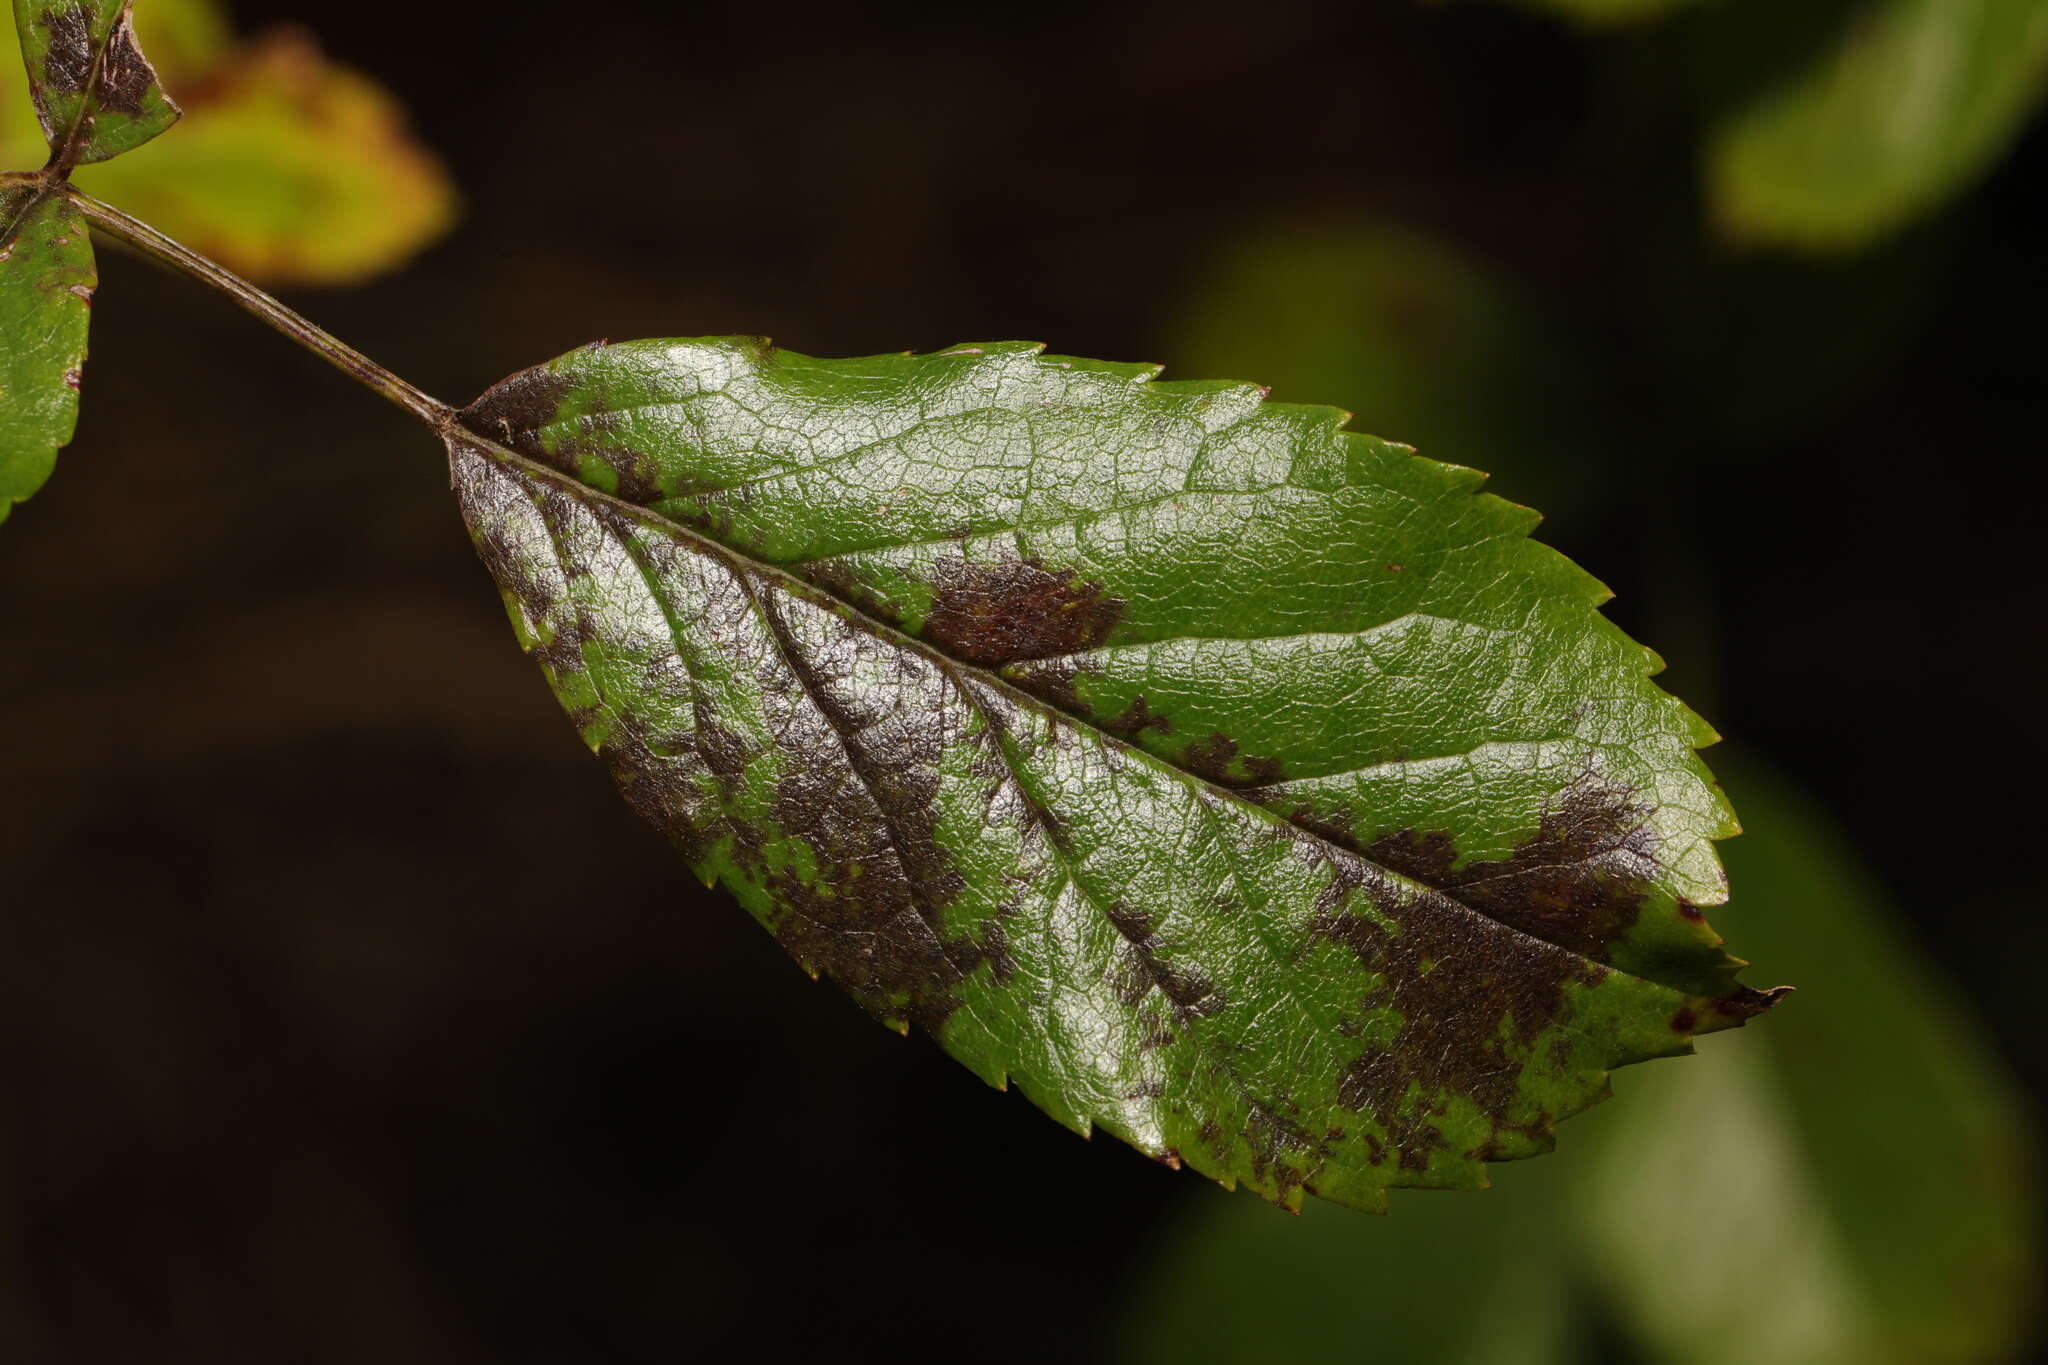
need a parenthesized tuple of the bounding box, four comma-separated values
(12, 0, 180, 167)
(453, 338, 1783, 1210)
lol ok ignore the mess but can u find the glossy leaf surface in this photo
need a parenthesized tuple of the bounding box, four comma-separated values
(451, 340, 1780, 1208)
(11, 0, 178, 166)
(1708, 0, 2048, 250)
(0, 178, 92, 523)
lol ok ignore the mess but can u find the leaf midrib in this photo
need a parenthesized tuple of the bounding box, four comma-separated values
(450, 421, 1700, 1004)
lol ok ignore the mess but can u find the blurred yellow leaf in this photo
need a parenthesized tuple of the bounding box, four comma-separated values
(2, 4, 456, 286)
(129, 0, 232, 85)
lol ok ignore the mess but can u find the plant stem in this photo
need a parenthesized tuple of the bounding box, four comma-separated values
(60, 185, 457, 432)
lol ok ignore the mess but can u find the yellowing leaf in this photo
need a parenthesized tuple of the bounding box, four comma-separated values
(2, 7, 455, 285)
(69, 31, 456, 285)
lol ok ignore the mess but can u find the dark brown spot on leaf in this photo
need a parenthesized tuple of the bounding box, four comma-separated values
(1104, 900, 1224, 1017)
(1309, 849, 1598, 1169)
(1179, 732, 1287, 788)
(462, 364, 577, 455)
(91, 10, 155, 114)
(1359, 779, 1658, 965)
(37, 7, 94, 96)
(920, 556, 1123, 666)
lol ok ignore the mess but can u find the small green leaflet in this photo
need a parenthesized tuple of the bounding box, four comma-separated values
(12, 0, 180, 167)
(0, 178, 93, 524)
(450, 338, 1782, 1209)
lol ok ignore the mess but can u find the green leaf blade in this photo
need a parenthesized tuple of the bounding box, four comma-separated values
(0, 178, 92, 523)
(451, 429, 1772, 1209)
(12, 0, 179, 166)
(465, 339, 1753, 1001)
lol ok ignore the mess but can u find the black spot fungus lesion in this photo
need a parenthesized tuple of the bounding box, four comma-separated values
(1179, 732, 1287, 788)
(919, 555, 1124, 666)
(463, 364, 578, 454)
(36, 7, 94, 96)
(1309, 851, 1599, 1170)
(35, 4, 155, 116)
(462, 365, 675, 504)
(1356, 779, 1660, 966)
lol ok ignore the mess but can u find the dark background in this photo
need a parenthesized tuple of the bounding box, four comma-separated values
(4, 0, 2043, 1360)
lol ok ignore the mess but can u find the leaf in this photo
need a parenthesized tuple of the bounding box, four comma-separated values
(1, 5, 456, 284)
(1492, 0, 1702, 26)
(1115, 753, 2035, 1359)
(1706, 0, 2048, 251)
(67, 30, 457, 286)
(1115, 1150, 1582, 1361)
(11, 0, 179, 166)
(1574, 753, 2038, 1363)
(0, 176, 93, 523)
(449, 338, 1781, 1208)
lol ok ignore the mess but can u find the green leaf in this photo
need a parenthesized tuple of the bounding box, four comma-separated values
(0, 176, 93, 523)
(1707, 0, 2048, 250)
(1574, 754, 2038, 1363)
(11, 0, 179, 167)
(449, 338, 1780, 1208)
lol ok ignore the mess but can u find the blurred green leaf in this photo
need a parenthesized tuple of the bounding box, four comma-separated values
(1491, 0, 1702, 26)
(1164, 217, 1617, 531)
(3, 2, 456, 284)
(1113, 1149, 1585, 1362)
(1116, 753, 2037, 1363)
(1707, 0, 2048, 251)
(1577, 753, 2038, 1364)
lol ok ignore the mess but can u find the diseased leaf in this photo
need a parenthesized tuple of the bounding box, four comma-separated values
(450, 339, 1781, 1208)
(0, 176, 93, 523)
(11, 0, 179, 166)
(1707, 0, 2048, 250)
